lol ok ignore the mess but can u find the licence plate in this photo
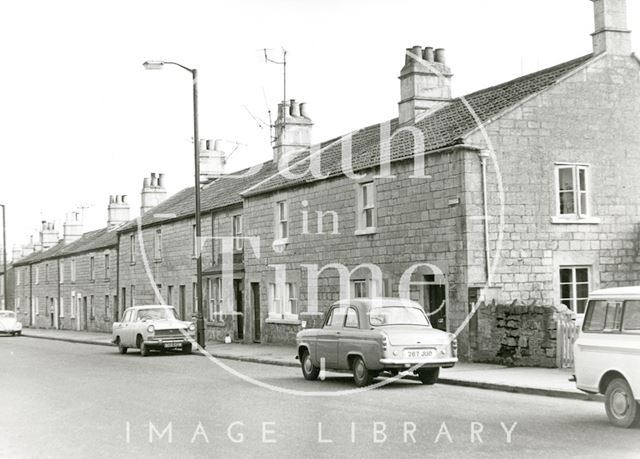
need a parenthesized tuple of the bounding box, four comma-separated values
(404, 349, 435, 359)
(164, 342, 182, 348)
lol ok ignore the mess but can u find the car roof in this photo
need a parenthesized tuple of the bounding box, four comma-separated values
(332, 297, 423, 308)
(589, 286, 640, 299)
(125, 305, 174, 310)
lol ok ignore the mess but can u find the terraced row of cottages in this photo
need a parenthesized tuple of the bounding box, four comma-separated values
(10, 0, 640, 361)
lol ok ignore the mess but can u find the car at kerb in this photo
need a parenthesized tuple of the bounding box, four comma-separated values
(112, 305, 196, 356)
(296, 298, 458, 387)
(0, 310, 22, 336)
(574, 286, 640, 428)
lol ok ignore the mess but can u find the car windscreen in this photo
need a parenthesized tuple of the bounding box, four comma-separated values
(369, 306, 431, 327)
(136, 308, 177, 321)
(0, 311, 15, 319)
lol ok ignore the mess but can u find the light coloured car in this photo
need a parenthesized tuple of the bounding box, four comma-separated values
(296, 298, 458, 387)
(574, 286, 640, 428)
(0, 311, 22, 336)
(112, 305, 196, 356)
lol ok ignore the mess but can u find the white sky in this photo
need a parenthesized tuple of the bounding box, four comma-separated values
(1, 0, 639, 259)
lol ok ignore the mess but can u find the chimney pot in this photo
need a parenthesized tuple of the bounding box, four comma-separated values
(150, 173, 157, 187)
(299, 103, 309, 118)
(158, 173, 165, 188)
(122, 195, 127, 203)
(434, 48, 446, 64)
(214, 139, 224, 151)
(290, 100, 300, 117)
(423, 47, 435, 62)
(410, 45, 423, 62)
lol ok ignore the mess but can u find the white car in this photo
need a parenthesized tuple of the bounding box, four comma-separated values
(0, 311, 22, 336)
(574, 286, 640, 428)
(112, 305, 196, 356)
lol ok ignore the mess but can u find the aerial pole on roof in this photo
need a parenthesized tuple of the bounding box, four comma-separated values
(259, 48, 287, 145)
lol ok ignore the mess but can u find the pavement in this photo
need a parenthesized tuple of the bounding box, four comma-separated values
(19, 327, 596, 401)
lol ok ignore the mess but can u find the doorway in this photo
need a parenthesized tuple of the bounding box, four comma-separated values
(179, 285, 186, 320)
(234, 279, 244, 340)
(251, 283, 261, 342)
(423, 281, 447, 331)
(82, 297, 88, 331)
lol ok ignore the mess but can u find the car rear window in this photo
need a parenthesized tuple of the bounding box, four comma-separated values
(623, 301, 640, 332)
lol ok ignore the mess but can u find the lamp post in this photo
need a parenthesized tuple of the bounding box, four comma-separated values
(143, 60, 205, 348)
(0, 204, 6, 311)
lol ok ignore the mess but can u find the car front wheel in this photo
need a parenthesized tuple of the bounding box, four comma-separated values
(605, 378, 640, 428)
(417, 367, 440, 385)
(301, 350, 320, 380)
(182, 343, 192, 354)
(353, 356, 375, 387)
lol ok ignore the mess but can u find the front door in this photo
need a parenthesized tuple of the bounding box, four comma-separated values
(82, 297, 88, 331)
(234, 280, 244, 340)
(425, 283, 447, 331)
(179, 285, 186, 320)
(251, 283, 261, 342)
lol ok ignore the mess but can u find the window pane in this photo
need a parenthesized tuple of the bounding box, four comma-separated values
(560, 284, 572, 300)
(560, 268, 573, 284)
(579, 192, 587, 216)
(584, 300, 606, 331)
(345, 308, 359, 328)
(362, 185, 369, 207)
(578, 168, 586, 192)
(576, 299, 587, 315)
(576, 283, 589, 300)
(559, 191, 575, 214)
(558, 168, 574, 191)
(575, 268, 588, 283)
(623, 301, 640, 331)
(604, 303, 622, 330)
(364, 209, 372, 228)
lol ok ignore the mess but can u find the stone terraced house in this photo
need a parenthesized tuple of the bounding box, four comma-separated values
(11, 0, 640, 363)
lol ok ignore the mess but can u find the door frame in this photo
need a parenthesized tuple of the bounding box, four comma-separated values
(251, 282, 261, 343)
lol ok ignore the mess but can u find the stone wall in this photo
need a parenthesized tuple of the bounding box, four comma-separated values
(466, 53, 640, 306)
(474, 301, 559, 368)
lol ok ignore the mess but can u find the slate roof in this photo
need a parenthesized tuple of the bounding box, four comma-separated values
(242, 54, 594, 196)
(13, 227, 118, 267)
(118, 160, 279, 233)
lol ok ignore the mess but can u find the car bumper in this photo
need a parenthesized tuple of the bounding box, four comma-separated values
(379, 357, 458, 368)
(144, 337, 194, 348)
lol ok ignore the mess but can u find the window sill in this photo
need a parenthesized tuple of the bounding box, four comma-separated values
(355, 227, 377, 236)
(266, 317, 301, 325)
(273, 238, 289, 248)
(551, 216, 601, 225)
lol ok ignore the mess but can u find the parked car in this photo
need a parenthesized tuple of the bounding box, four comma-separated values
(574, 286, 640, 428)
(0, 310, 22, 336)
(296, 298, 458, 387)
(112, 305, 196, 356)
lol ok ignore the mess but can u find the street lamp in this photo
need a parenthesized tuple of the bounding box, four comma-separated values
(143, 60, 205, 349)
(0, 204, 6, 311)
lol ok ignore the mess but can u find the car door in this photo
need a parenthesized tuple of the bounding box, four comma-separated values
(315, 306, 346, 369)
(120, 309, 135, 346)
(337, 306, 364, 370)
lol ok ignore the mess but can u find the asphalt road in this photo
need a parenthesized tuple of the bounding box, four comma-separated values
(1, 337, 639, 459)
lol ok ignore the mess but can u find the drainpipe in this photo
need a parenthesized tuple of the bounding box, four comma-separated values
(57, 258, 61, 330)
(116, 232, 120, 322)
(478, 150, 491, 286)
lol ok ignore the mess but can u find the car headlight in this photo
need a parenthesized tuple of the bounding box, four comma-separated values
(188, 323, 196, 332)
(147, 325, 155, 334)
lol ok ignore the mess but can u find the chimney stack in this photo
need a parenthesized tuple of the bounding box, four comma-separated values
(141, 173, 167, 215)
(107, 195, 130, 229)
(398, 45, 453, 125)
(273, 99, 313, 165)
(591, 0, 632, 55)
(63, 211, 83, 243)
(39, 221, 59, 250)
(199, 139, 227, 184)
